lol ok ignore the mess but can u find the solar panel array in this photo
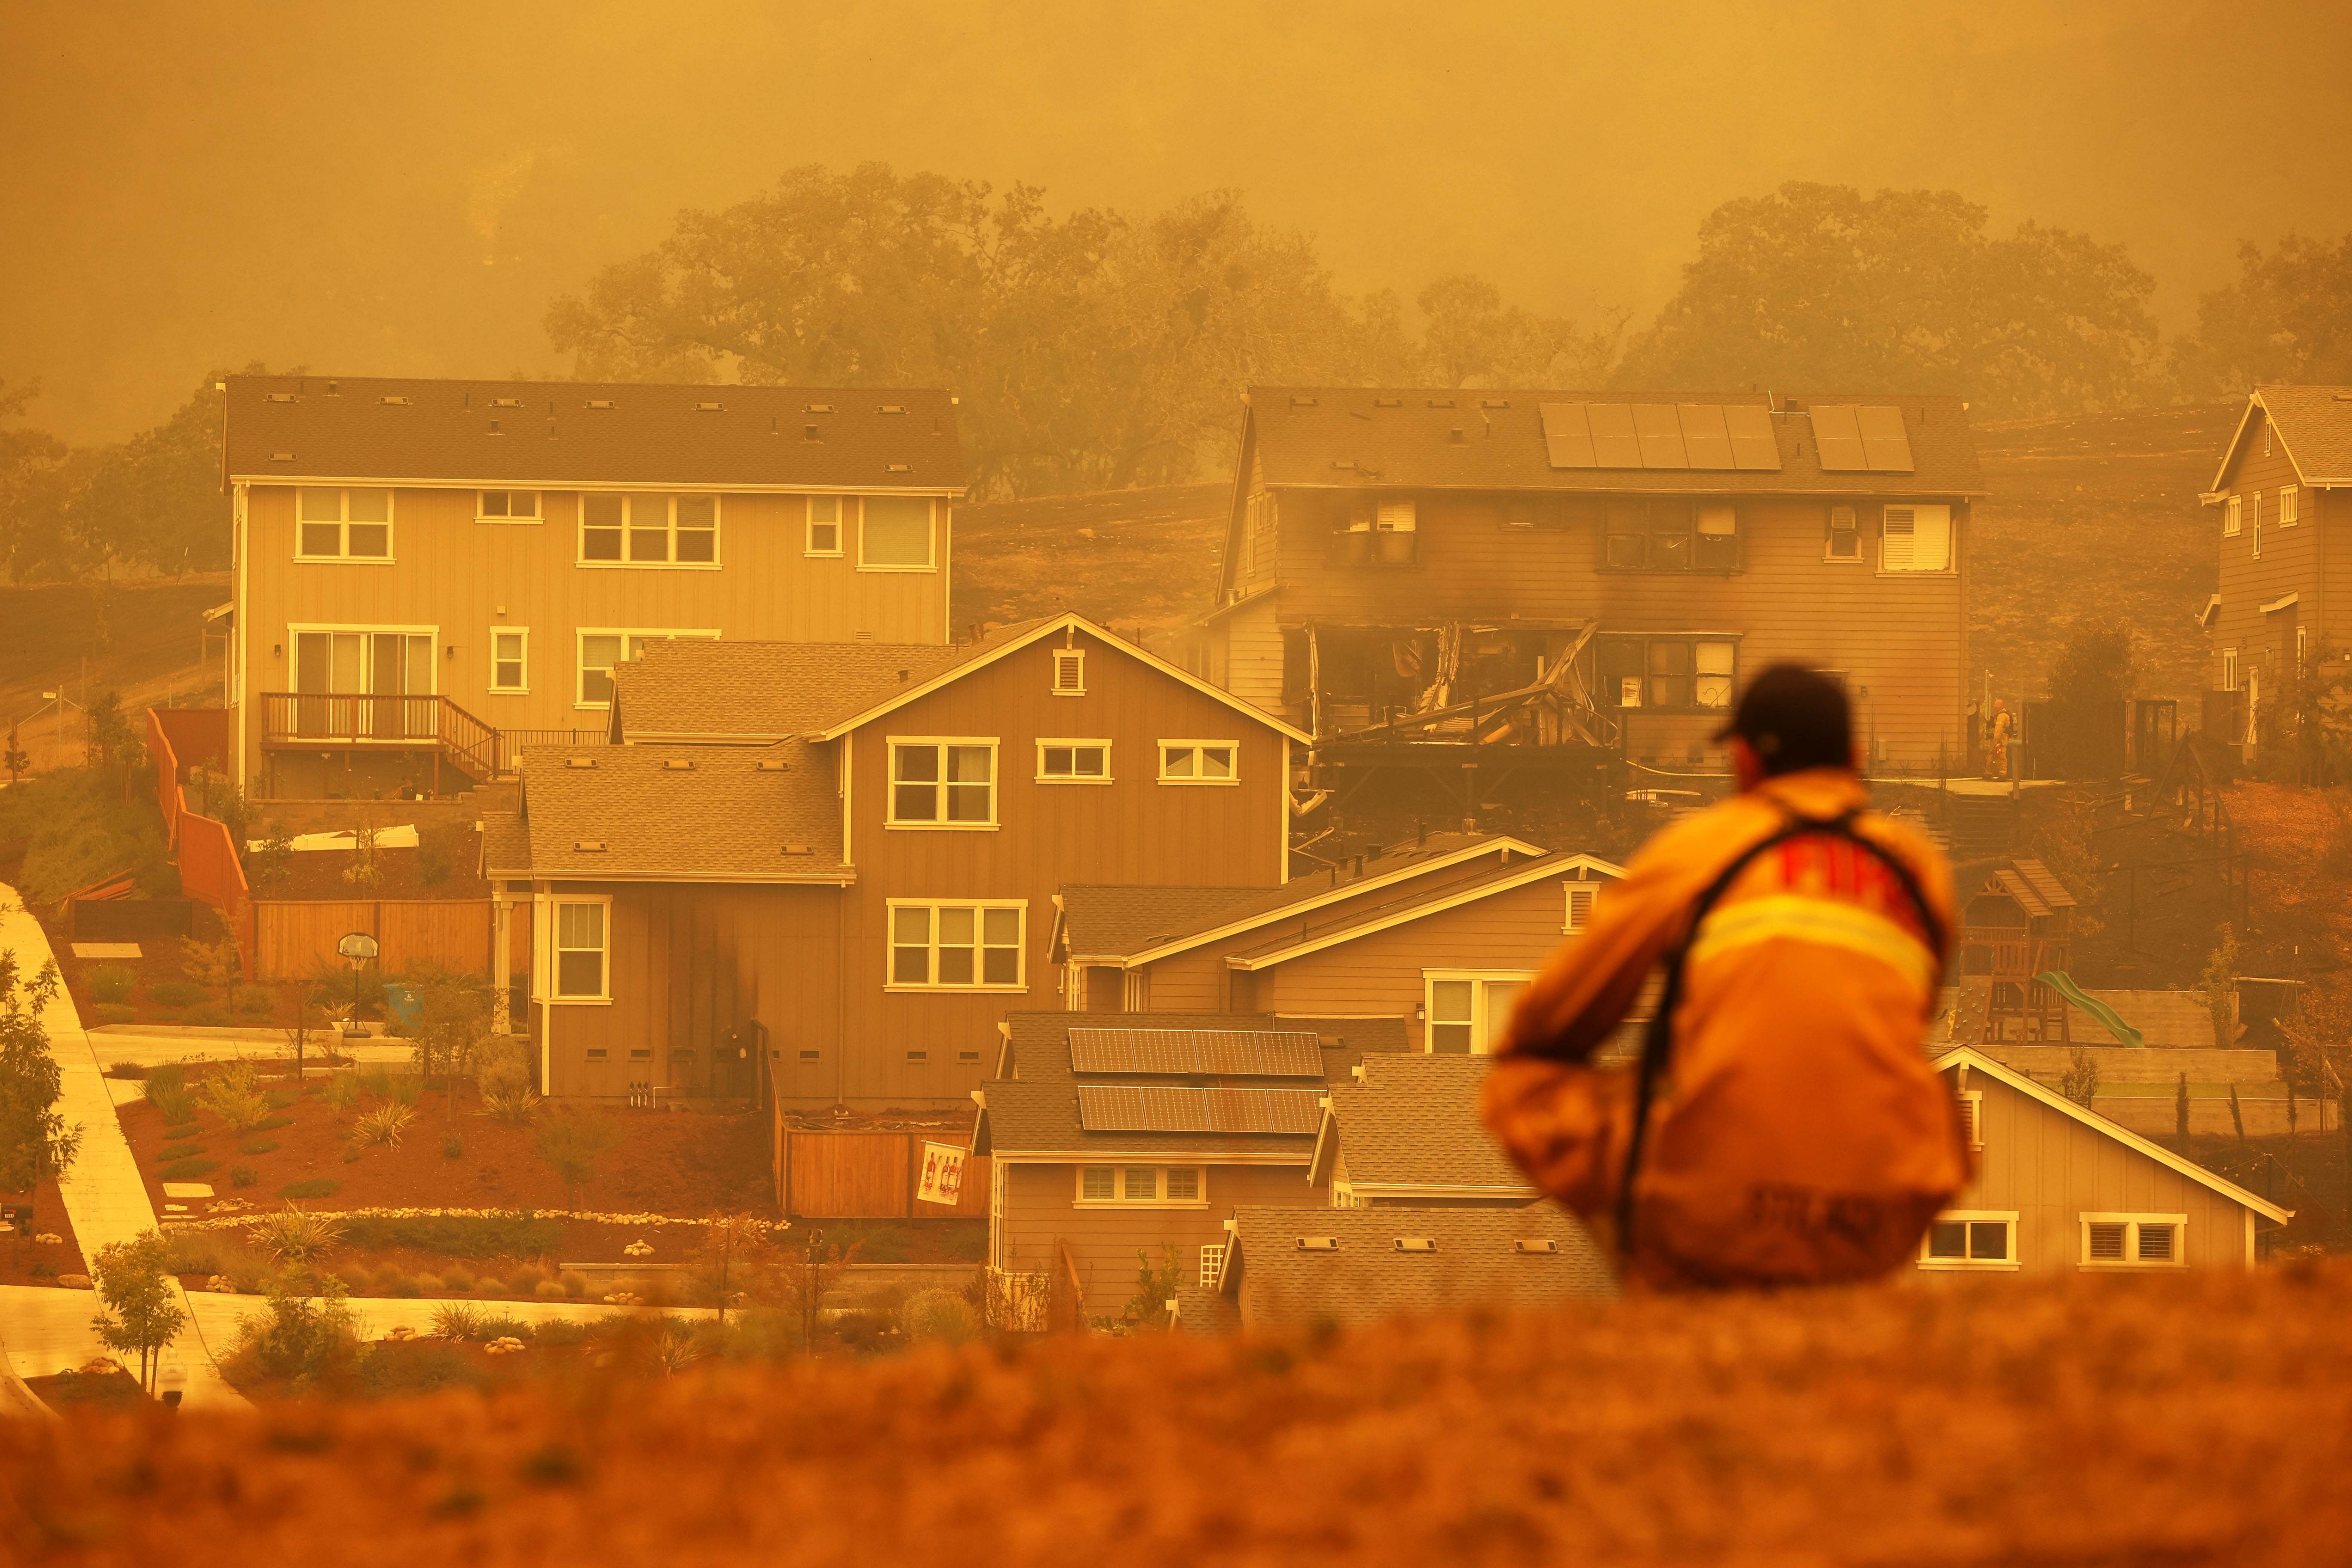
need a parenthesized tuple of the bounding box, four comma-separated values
(1075, 1086, 1327, 1136)
(1067, 1027, 1325, 1078)
(1540, 402, 1782, 472)
(1807, 405, 1915, 472)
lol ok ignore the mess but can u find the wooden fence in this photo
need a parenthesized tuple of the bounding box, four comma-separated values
(774, 1129, 990, 1220)
(251, 898, 493, 981)
(145, 706, 252, 970)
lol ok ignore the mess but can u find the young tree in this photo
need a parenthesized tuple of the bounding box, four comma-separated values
(248, 821, 295, 892)
(278, 982, 325, 1081)
(532, 1105, 620, 1212)
(89, 1230, 187, 1393)
(1, 726, 27, 786)
(0, 952, 81, 1229)
(2279, 985, 2352, 1179)
(689, 1213, 775, 1327)
(406, 966, 491, 1119)
(2202, 925, 2241, 1050)
(2060, 1047, 2101, 1111)
(85, 690, 134, 774)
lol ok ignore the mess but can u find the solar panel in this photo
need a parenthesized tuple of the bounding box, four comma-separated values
(1809, 405, 1869, 471)
(1075, 1086, 1326, 1136)
(1067, 1028, 1325, 1078)
(1855, 404, 1915, 471)
(1585, 403, 1643, 468)
(1724, 404, 1782, 470)
(1538, 402, 1597, 468)
(1632, 404, 1688, 468)
(1678, 403, 1734, 469)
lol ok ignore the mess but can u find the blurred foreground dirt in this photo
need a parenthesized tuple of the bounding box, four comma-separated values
(6, 1259, 2350, 1566)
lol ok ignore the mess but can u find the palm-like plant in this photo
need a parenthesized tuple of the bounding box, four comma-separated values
(350, 1102, 416, 1149)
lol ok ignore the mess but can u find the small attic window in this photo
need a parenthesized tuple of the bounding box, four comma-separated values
(585, 398, 617, 410)
(1296, 1236, 1339, 1252)
(265, 392, 297, 404)
(490, 396, 524, 409)
(379, 395, 410, 406)
(804, 403, 834, 413)
(662, 758, 696, 771)
(573, 839, 607, 852)
(695, 401, 725, 412)
(564, 756, 599, 769)
(1394, 1237, 1438, 1253)
(1052, 649, 1086, 696)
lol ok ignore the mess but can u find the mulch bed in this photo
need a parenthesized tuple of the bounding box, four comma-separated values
(0, 1179, 88, 1288)
(22, 1367, 143, 1409)
(250, 843, 489, 903)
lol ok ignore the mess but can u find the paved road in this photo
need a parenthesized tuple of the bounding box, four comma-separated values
(0, 885, 246, 1408)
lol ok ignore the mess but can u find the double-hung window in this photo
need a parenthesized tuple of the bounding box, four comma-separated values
(1159, 741, 1237, 784)
(1603, 498, 1742, 572)
(807, 496, 844, 555)
(296, 487, 393, 560)
(2224, 495, 2242, 536)
(889, 740, 997, 826)
(2222, 648, 2239, 691)
(580, 493, 719, 566)
(860, 496, 935, 570)
(2280, 485, 2300, 526)
(1075, 1166, 1204, 1206)
(1826, 504, 1861, 561)
(478, 490, 541, 524)
(1424, 971, 1532, 1054)
(1880, 504, 1953, 573)
(889, 901, 1024, 989)
(489, 628, 528, 694)
(576, 628, 720, 708)
(551, 899, 609, 1001)
(1036, 740, 1112, 784)
(2079, 1213, 2185, 1267)
(1919, 1210, 2018, 1269)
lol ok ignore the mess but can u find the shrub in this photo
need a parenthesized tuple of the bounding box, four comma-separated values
(533, 1280, 568, 1300)
(279, 1178, 340, 1200)
(159, 1157, 220, 1181)
(146, 1081, 194, 1124)
(186, 1004, 229, 1028)
(442, 1131, 464, 1161)
(386, 1074, 424, 1107)
(238, 1138, 279, 1156)
(252, 1204, 346, 1263)
(901, 1288, 981, 1344)
(231, 984, 275, 1018)
(195, 1062, 272, 1132)
(478, 1087, 540, 1126)
(149, 980, 203, 1008)
(230, 1165, 257, 1188)
(560, 1271, 588, 1299)
(339, 1212, 563, 1260)
(157, 1141, 208, 1161)
(380, 1273, 422, 1299)
(441, 1270, 476, 1293)
(358, 1341, 484, 1398)
(147, 1064, 186, 1093)
(162, 1231, 225, 1276)
(85, 965, 136, 1004)
(340, 1143, 362, 1164)
(432, 1302, 489, 1340)
(473, 1277, 508, 1297)
(350, 1103, 416, 1149)
(229, 1267, 359, 1389)
(249, 1115, 294, 1133)
(162, 1123, 201, 1144)
(265, 1088, 298, 1110)
(89, 1003, 137, 1025)
(361, 1066, 393, 1099)
(532, 1318, 586, 1347)
(508, 1263, 549, 1293)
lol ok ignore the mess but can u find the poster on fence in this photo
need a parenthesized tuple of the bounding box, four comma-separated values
(915, 1141, 968, 1207)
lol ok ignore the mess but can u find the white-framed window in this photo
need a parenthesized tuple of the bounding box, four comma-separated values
(2251, 492, 2263, 557)
(1880, 503, 1953, 573)
(2222, 648, 2239, 691)
(1600, 637, 1739, 711)
(1036, 739, 1112, 784)
(887, 900, 1025, 990)
(2079, 1213, 2187, 1268)
(1073, 1166, 1207, 1207)
(859, 496, 936, 571)
(1956, 1089, 1983, 1149)
(1563, 881, 1599, 934)
(806, 496, 843, 556)
(2280, 484, 2300, 526)
(295, 487, 394, 561)
(1919, 1210, 2018, 1270)
(1052, 649, 1086, 695)
(888, 739, 998, 827)
(288, 627, 437, 725)
(552, 897, 610, 1002)
(2297, 625, 2309, 669)
(489, 628, 528, 694)
(477, 490, 542, 524)
(1825, 504, 1861, 562)
(575, 628, 720, 708)
(1198, 1242, 1226, 1286)
(2224, 495, 2242, 536)
(1424, 971, 1533, 1054)
(579, 492, 719, 567)
(1159, 741, 1238, 784)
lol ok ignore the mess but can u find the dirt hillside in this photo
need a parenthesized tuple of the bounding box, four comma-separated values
(0, 575, 228, 770)
(6, 1259, 2346, 1565)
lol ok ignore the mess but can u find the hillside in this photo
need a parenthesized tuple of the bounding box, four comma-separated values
(6, 1260, 2346, 1564)
(0, 574, 228, 769)
(950, 481, 1226, 646)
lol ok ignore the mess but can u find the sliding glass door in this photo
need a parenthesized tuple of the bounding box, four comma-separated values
(292, 629, 435, 739)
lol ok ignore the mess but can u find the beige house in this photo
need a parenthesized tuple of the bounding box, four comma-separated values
(1920, 1047, 2291, 1276)
(219, 374, 964, 799)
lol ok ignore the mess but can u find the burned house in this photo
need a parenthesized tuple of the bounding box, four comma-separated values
(1185, 389, 1983, 787)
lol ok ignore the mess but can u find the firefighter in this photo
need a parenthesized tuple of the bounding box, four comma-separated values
(1481, 664, 1967, 1289)
(1987, 698, 2014, 780)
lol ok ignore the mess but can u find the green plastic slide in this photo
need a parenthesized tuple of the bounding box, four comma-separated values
(2034, 971, 2144, 1049)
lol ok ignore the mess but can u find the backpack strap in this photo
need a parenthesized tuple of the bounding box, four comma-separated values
(1613, 808, 1946, 1256)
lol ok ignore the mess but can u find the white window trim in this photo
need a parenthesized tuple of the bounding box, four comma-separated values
(1051, 648, 1087, 696)
(574, 627, 721, 710)
(550, 894, 612, 1006)
(2224, 495, 2242, 536)
(293, 487, 397, 564)
(1918, 1209, 2020, 1271)
(1158, 739, 1241, 785)
(805, 495, 845, 557)
(475, 489, 545, 526)
(2222, 648, 2239, 692)
(857, 495, 939, 573)
(1875, 502, 1956, 577)
(2280, 484, 2300, 526)
(488, 626, 530, 695)
(2078, 1212, 2188, 1269)
(1072, 1165, 1209, 1210)
(1824, 503, 1862, 564)
(885, 737, 1002, 830)
(284, 624, 440, 696)
(1423, 969, 1537, 1055)
(2251, 491, 2262, 559)
(576, 492, 723, 571)
(884, 898, 1027, 992)
(1957, 1089, 1984, 1150)
(1197, 1242, 1227, 1286)
(1563, 880, 1599, 934)
(1035, 738, 1115, 785)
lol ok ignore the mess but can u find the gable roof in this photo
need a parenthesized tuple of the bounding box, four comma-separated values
(485, 741, 850, 883)
(1934, 1047, 2292, 1224)
(1225, 851, 1623, 971)
(1054, 885, 1271, 963)
(1208, 1204, 1614, 1330)
(222, 374, 965, 490)
(1243, 387, 1984, 498)
(1308, 1055, 1534, 1196)
(2208, 385, 2352, 493)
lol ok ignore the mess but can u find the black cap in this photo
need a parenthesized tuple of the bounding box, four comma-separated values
(1712, 664, 1853, 775)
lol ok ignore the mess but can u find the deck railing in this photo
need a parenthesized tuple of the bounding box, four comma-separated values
(259, 692, 579, 781)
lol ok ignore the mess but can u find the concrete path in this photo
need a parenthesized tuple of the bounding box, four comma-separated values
(0, 886, 246, 1408)
(87, 1024, 413, 1070)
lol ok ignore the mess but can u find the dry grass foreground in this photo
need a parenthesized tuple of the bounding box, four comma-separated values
(8, 1261, 2352, 1566)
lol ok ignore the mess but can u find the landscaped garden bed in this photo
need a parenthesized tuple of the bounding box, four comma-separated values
(0, 1178, 88, 1288)
(24, 1363, 144, 1409)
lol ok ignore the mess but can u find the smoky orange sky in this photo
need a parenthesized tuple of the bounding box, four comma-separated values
(4, 0, 2348, 444)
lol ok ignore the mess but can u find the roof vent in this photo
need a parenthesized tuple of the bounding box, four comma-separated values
(265, 392, 297, 404)
(781, 843, 812, 856)
(803, 425, 822, 441)
(1290, 395, 1318, 408)
(853, 631, 874, 643)
(270, 452, 295, 463)
(1450, 428, 1466, 444)
(1394, 1237, 1438, 1253)
(804, 403, 834, 414)
(379, 395, 410, 406)
(1295, 1236, 1339, 1252)
(1332, 459, 1357, 471)
(755, 759, 790, 772)
(490, 397, 524, 409)
(573, 839, 607, 852)
(325, 381, 339, 395)
(1374, 397, 1403, 407)
(1513, 1238, 1559, 1255)
(695, 401, 724, 412)
(1426, 398, 1456, 408)
(585, 399, 617, 410)
(487, 420, 502, 435)
(564, 756, 599, 769)
(896, 668, 911, 682)
(885, 462, 911, 473)
(662, 758, 696, 771)
(1479, 398, 1510, 409)
(877, 404, 906, 414)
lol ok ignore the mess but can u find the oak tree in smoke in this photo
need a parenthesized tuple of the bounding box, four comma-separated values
(2172, 231, 2352, 397)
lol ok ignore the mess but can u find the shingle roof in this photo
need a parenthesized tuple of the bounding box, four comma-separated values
(1224, 851, 1608, 966)
(1216, 1204, 1615, 1331)
(1169, 1280, 1242, 1335)
(974, 1011, 1409, 1157)
(489, 741, 848, 881)
(222, 374, 965, 490)
(1319, 1056, 1533, 1192)
(612, 634, 1005, 739)
(1248, 388, 1983, 497)
(2250, 385, 2352, 484)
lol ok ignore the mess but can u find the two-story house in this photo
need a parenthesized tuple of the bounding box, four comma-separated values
(481, 613, 1310, 1109)
(2198, 386, 2352, 756)
(1185, 388, 1983, 775)
(219, 374, 963, 799)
